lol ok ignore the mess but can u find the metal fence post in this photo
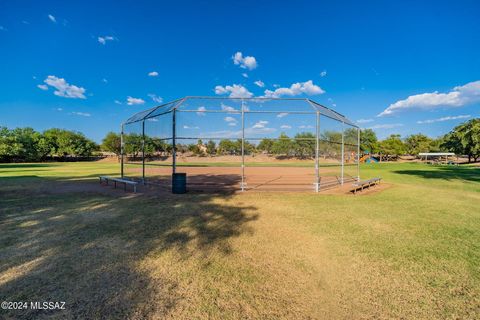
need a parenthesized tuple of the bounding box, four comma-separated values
(315, 112, 320, 192)
(241, 99, 245, 191)
(172, 109, 176, 175)
(142, 120, 145, 184)
(357, 127, 360, 181)
(341, 122, 344, 185)
(120, 123, 124, 178)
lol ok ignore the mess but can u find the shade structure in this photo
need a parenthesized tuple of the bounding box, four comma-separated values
(121, 96, 360, 192)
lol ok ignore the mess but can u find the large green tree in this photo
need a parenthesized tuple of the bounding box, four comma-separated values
(101, 132, 121, 156)
(379, 134, 406, 160)
(360, 129, 379, 153)
(442, 118, 480, 162)
(404, 133, 433, 155)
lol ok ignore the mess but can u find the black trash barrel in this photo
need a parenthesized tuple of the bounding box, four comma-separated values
(172, 173, 187, 194)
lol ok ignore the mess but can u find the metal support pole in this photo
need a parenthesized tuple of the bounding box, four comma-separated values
(120, 123, 124, 178)
(357, 127, 360, 181)
(172, 110, 176, 175)
(315, 112, 320, 192)
(241, 99, 245, 191)
(341, 122, 345, 185)
(142, 120, 145, 184)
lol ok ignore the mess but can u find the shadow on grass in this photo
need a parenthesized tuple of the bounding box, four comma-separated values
(0, 176, 258, 319)
(393, 166, 480, 183)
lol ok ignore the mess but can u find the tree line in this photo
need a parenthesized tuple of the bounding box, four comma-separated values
(1, 118, 479, 162)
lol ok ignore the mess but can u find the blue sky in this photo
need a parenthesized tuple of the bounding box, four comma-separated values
(1, 0, 479, 142)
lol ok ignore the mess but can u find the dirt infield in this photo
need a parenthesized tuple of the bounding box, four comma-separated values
(125, 165, 357, 192)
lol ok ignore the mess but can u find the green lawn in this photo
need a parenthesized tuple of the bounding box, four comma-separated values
(1, 162, 479, 319)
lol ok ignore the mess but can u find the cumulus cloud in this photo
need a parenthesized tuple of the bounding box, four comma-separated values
(48, 14, 56, 23)
(215, 84, 253, 98)
(148, 94, 163, 103)
(71, 112, 91, 117)
(98, 36, 115, 45)
(183, 125, 199, 129)
(197, 106, 206, 116)
(242, 73, 248, 78)
(417, 115, 471, 124)
(356, 118, 374, 124)
(224, 116, 238, 126)
(232, 52, 257, 70)
(277, 112, 288, 118)
(127, 96, 145, 105)
(37, 84, 48, 91)
(221, 103, 237, 112)
(368, 123, 403, 129)
(148, 71, 159, 77)
(379, 80, 480, 116)
(280, 125, 292, 129)
(320, 70, 327, 77)
(254, 80, 265, 88)
(114, 100, 122, 105)
(263, 80, 325, 98)
(43, 75, 86, 99)
(252, 120, 268, 129)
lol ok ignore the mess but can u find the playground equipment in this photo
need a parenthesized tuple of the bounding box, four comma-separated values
(360, 153, 379, 163)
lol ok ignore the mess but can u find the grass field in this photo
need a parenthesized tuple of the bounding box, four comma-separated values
(1, 162, 479, 319)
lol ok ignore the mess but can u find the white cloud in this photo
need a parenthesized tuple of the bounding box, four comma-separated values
(221, 103, 237, 112)
(277, 112, 288, 118)
(379, 80, 480, 116)
(197, 106, 206, 116)
(368, 123, 403, 129)
(215, 84, 253, 98)
(242, 73, 248, 78)
(147, 118, 159, 122)
(273, 84, 280, 88)
(43, 75, 86, 99)
(280, 125, 292, 129)
(254, 80, 265, 88)
(127, 96, 145, 105)
(148, 94, 163, 103)
(114, 100, 122, 105)
(48, 14, 56, 23)
(224, 116, 238, 126)
(232, 52, 257, 70)
(263, 80, 325, 98)
(148, 71, 159, 77)
(37, 84, 48, 91)
(252, 120, 268, 129)
(417, 114, 471, 124)
(183, 125, 199, 129)
(299, 125, 314, 129)
(320, 70, 327, 77)
(356, 118, 374, 124)
(71, 112, 91, 117)
(98, 36, 115, 45)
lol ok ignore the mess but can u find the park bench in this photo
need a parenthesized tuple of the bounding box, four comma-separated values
(99, 176, 138, 193)
(350, 177, 381, 194)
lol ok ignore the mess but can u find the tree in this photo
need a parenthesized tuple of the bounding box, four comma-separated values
(379, 134, 406, 160)
(101, 132, 121, 157)
(206, 140, 216, 155)
(360, 129, 379, 154)
(293, 132, 315, 158)
(257, 138, 274, 154)
(404, 133, 433, 156)
(123, 133, 143, 159)
(442, 118, 480, 162)
(271, 133, 292, 155)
